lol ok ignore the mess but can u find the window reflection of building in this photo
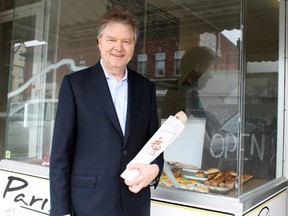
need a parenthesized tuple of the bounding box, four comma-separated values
(155, 52, 165, 77)
(137, 54, 147, 76)
(174, 50, 185, 76)
(6, 0, 241, 168)
(3, 0, 283, 200)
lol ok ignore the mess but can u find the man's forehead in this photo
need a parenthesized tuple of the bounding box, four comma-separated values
(101, 30, 134, 40)
(104, 22, 133, 31)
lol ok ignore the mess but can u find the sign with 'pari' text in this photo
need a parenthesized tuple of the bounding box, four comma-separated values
(0, 169, 50, 216)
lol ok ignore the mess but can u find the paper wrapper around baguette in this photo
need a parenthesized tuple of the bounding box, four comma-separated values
(121, 111, 187, 181)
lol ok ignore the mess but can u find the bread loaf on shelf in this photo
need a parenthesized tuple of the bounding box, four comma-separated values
(204, 170, 252, 189)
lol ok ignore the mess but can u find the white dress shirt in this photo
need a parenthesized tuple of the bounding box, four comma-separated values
(101, 59, 128, 135)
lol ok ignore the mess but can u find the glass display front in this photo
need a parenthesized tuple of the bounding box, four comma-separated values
(4, 0, 283, 198)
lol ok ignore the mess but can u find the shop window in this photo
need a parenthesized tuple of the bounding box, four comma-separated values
(3, 0, 285, 210)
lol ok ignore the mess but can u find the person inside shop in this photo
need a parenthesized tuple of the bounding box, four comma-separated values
(162, 46, 221, 134)
(49, 6, 164, 216)
(162, 46, 223, 168)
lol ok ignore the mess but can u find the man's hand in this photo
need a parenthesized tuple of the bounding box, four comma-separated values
(124, 164, 159, 193)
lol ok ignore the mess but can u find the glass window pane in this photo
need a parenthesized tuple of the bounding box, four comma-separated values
(0, 19, 13, 160)
(148, 0, 241, 196)
(241, 0, 280, 191)
(6, 2, 57, 163)
(5, 0, 282, 201)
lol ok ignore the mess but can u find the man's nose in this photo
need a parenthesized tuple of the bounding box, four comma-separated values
(114, 40, 124, 50)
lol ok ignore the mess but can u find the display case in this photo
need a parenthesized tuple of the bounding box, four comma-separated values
(0, 0, 287, 215)
(150, 0, 288, 213)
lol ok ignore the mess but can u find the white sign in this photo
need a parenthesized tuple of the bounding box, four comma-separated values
(0, 169, 286, 216)
(151, 189, 287, 216)
(0, 169, 50, 216)
(151, 200, 233, 216)
(243, 189, 287, 216)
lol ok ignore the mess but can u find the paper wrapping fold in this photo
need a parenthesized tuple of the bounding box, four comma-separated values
(121, 111, 187, 181)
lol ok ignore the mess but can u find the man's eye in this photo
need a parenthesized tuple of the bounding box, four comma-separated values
(123, 40, 132, 44)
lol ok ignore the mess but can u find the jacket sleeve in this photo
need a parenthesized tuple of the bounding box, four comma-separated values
(49, 76, 76, 215)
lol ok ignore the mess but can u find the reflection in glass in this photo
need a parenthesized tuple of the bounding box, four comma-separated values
(4, 0, 282, 199)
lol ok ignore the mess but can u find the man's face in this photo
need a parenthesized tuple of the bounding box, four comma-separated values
(98, 22, 135, 73)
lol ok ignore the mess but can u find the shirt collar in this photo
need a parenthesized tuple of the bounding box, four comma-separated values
(100, 59, 128, 82)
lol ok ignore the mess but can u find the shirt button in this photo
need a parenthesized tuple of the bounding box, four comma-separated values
(122, 150, 127, 155)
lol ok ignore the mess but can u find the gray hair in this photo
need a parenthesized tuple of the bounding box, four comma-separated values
(97, 6, 140, 43)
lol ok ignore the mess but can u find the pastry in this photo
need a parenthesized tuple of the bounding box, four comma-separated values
(195, 170, 206, 178)
(207, 168, 220, 174)
(205, 172, 234, 187)
(204, 169, 253, 189)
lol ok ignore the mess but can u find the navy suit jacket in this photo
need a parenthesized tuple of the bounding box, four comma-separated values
(49, 62, 164, 216)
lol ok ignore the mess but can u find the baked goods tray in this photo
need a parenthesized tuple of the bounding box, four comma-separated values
(180, 168, 208, 181)
(206, 186, 232, 194)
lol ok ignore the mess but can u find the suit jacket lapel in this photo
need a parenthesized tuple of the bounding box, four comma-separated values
(124, 69, 142, 146)
(90, 63, 123, 138)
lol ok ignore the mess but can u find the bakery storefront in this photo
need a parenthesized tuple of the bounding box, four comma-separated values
(0, 0, 287, 215)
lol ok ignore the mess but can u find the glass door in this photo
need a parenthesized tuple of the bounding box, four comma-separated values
(0, 7, 13, 160)
(5, 1, 51, 162)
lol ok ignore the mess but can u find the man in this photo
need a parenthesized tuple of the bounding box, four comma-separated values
(49, 6, 164, 216)
(161, 46, 222, 169)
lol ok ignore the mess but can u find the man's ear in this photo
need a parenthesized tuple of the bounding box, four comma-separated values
(97, 35, 101, 46)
